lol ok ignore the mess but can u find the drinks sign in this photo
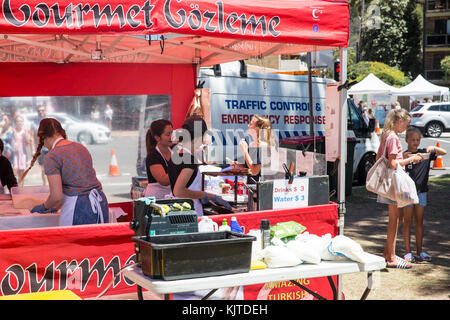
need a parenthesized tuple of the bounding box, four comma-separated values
(272, 178, 308, 209)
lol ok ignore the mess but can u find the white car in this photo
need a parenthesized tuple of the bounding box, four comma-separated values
(410, 102, 450, 138)
(23, 112, 111, 145)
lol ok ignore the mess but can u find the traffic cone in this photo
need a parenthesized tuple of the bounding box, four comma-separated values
(375, 120, 381, 134)
(108, 149, 120, 176)
(432, 142, 444, 170)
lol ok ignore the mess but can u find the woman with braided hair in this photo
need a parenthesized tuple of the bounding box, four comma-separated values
(22, 118, 109, 225)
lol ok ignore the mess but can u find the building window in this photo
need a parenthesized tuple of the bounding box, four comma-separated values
(428, 0, 448, 10)
(433, 54, 446, 69)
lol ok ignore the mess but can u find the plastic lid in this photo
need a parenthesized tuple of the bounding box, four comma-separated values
(260, 219, 270, 229)
(231, 217, 237, 221)
(222, 218, 228, 225)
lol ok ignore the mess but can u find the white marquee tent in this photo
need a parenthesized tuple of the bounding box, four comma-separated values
(393, 74, 449, 98)
(348, 73, 399, 95)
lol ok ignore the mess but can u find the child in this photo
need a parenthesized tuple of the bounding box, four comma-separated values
(376, 109, 422, 269)
(402, 126, 447, 263)
(0, 138, 18, 195)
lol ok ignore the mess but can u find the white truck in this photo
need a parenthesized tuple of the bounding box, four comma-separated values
(133, 63, 380, 195)
(197, 63, 380, 185)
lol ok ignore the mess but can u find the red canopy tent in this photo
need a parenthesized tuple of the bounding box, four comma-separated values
(0, 0, 351, 300)
(0, 0, 349, 64)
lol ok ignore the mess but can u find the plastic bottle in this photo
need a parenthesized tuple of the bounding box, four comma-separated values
(230, 216, 243, 233)
(219, 218, 231, 231)
(260, 219, 271, 249)
(198, 216, 218, 232)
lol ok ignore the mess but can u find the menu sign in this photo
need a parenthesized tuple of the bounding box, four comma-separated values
(272, 178, 309, 209)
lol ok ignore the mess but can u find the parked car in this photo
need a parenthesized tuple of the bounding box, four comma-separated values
(23, 112, 111, 145)
(410, 102, 450, 138)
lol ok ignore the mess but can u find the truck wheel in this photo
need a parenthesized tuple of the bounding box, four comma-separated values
(78, 131, 94, 145)
(425, 122, 443, 138)
(357, 153, 376, 185)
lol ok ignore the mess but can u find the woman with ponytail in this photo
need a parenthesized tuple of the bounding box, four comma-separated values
(237, 115, 274, 182)
(143, 119, 174, 199)
(24, 118, 108, 226)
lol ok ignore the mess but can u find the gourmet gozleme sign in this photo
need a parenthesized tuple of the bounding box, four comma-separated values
(0, 0, 349, 46)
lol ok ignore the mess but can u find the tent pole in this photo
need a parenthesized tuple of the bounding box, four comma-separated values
(337, 47, 348, 300)
(307, 52, 314, 136)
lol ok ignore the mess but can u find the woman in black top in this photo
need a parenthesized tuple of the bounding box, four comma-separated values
(0, 138, 18, 195)
(237, 115, 274, 182)
(168, 116, 231, 216)
(143, 119, 174, 199)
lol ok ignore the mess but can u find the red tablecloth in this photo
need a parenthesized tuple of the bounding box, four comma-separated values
(0, 202, 337, 299)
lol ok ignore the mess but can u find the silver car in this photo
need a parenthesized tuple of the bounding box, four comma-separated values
(410, 102, 450, 138)
(23, 112, 111, 145)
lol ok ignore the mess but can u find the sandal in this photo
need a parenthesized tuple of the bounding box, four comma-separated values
(416, 252, 432, 262)
(385, 256, 412, 269)
(404, 253, 415, 263)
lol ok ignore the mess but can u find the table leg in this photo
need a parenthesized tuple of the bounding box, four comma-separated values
(327, 276, 338, 300)
(290, 280, 326, 300)
(137, 285, 144, 300)
(360, 272, 374, 300)
(201, 289, 218, 300)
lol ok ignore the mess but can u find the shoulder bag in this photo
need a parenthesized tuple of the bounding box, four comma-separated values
(365, 133, 396, 201)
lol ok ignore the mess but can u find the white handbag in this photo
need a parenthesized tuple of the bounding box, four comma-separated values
(366, 133, 396, 201)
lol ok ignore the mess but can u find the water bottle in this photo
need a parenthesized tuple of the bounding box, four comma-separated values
(260, 219, 271, 249)
(219, 218, 231, 231)
(230, 216, 243, 233)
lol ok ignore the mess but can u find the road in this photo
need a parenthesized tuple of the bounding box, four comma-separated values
(23, 131, 450, 204)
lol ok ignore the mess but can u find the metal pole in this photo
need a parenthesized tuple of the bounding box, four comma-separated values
(307, 52, 314, 136)
(337, 47, 348, 300)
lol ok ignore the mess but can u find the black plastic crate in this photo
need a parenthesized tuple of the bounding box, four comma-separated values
(132, 231, 255, 280)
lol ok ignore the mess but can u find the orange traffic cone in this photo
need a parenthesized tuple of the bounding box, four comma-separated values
(432, 142, 444, 170)
(108, 149, 120, 176)
(375, 120, 381, 134)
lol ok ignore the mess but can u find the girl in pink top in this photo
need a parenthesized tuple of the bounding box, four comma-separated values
(376, 109, 422, 269)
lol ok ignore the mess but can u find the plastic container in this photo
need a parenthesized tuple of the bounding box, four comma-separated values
(198, 216, 218, 232)
(11, 186, 50, 209)
(132, 231, 256, 280)
(230, 217, 243, 233)
(219, 218, 231, 231)
(260, 219, 271, 249)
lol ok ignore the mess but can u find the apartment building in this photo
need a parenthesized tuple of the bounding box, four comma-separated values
(423, 0, 450, 86)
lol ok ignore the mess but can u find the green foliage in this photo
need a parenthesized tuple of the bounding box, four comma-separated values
(359, 0, 422, 78)
(442, 56, 450, 81)
(348, 61, 410, 87)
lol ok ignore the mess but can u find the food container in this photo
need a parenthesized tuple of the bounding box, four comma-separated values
(132, 231, 255, 280)
(11, 186, 50, 209)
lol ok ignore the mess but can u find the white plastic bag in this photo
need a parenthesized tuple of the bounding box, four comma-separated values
(262, 246, 303, 268)
(392, 165, 419, 208)
(286, 240, 321, 264)
(327, 235, 368, 263)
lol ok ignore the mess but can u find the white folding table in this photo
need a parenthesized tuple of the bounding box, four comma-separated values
(122, 252, 386, 300)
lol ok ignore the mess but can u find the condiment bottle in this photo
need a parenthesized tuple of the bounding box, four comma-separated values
(219, 218, 231, 231)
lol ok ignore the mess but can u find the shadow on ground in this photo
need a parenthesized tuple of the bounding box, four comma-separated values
(339, 174, 450, 300)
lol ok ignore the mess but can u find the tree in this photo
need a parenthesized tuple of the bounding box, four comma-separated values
(442, 56, 450, 81)
(359, 0, 422, 78)
(348, 61, 410, 87)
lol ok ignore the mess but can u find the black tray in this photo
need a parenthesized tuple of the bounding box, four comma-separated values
(132, 231, 255, 280)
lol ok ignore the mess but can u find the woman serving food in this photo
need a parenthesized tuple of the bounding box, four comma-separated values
(233, 115, 275, 183)
(21, 118, 109, 225)
(168, 115, 231, 216)
(143, 119, 174, 199)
